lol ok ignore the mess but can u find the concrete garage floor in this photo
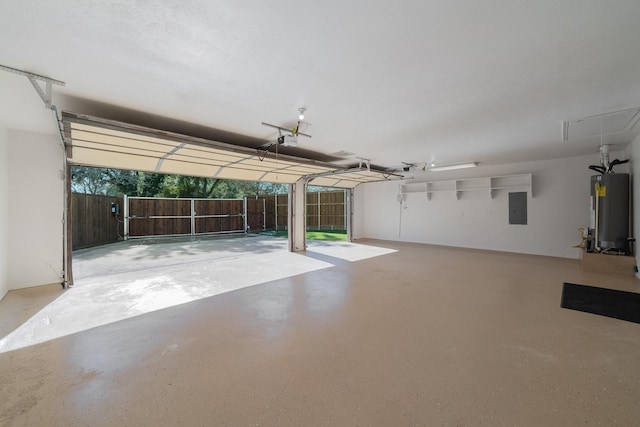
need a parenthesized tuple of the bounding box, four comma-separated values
(1, 237, 639, 425)
(1, 234, 394, 352)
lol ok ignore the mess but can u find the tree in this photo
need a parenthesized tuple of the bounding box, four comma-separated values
(138, 172, 166, 197)
(71, 167, 108, 194)
(161, 175, 221, 198)
(72, 166, 289, 198)
(97, 170, 166, 197)
(234, 181, 288, 197)
(104, 169, 139, 196)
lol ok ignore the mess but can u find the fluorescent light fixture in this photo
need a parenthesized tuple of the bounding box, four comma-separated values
(428, 162, 478, 172)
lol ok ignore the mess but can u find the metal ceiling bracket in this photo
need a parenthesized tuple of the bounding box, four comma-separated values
(28, 76, 53, 109)
(356, 157, 371, 171)
(307, 166, 403, 181)
(0, 64, 65, 110)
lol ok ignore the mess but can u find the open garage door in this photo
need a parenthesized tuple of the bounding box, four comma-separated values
(62, 112, 400, 189)
(63, 112, 335, 184)
(61, 111, 401, 285)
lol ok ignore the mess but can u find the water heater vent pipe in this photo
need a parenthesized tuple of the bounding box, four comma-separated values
(600, 144, 611, 171)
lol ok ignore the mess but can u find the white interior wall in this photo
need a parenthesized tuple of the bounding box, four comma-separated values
(0, 126, 9, 300)
(7, 129, 64, 290)
(357, 153, 622, 259)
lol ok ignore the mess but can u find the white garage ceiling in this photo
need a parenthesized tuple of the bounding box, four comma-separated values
(1, 1, 640, 172)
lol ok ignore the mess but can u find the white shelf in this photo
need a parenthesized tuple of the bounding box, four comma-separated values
(401, 182, 427, 193)
(400, 174, 532, 201)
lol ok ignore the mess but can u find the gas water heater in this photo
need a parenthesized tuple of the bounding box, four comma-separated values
(588, 145, 630, 254)
(590, 173, 629, 252)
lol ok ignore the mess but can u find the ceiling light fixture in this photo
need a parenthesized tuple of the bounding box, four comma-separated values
(428, 162, 478, 172)
(298, 107, 306, 121)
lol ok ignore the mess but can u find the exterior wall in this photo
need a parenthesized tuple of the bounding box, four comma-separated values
(7, 129, 64, 289)
(0, 126, 8, 300)
(356, 153, 622, 259)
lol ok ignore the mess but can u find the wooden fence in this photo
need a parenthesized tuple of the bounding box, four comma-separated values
(274, 194, 288, 230)
(72, 190, 346, 248)
(272, 191, 346, 230)
(306, 191, 346, 230)
(72, 193, 124, 249)
(127, 197, 247, 238)
(247, 198, 276, 231)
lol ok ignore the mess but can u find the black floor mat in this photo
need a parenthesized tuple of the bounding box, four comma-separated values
(561, 283, 640, 324)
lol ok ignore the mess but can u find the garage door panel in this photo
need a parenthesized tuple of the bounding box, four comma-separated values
(158, 159, 219, 177)
(70, 147, 161, 171)
(64, 112, 399, 186)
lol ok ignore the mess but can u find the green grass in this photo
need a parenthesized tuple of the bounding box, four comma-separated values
(256, 229, 347, 241)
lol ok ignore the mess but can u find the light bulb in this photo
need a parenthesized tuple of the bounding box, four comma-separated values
(298, 113, 304, 120)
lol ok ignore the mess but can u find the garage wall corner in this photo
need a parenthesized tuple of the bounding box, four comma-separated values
(7, 129, 64, 290)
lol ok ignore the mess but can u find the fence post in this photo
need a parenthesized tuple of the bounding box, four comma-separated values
(243, 196, 248, 233)
(262, 198, 266, 230)
(190, 198, 196, 236)
(274, 194, 278, 231)
(124, 194, 129, 240)
(343, 189, 347, 230)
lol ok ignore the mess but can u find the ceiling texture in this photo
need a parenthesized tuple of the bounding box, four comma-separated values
(1, 0, 640, 175)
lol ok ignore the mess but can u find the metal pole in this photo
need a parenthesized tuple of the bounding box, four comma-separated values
(263, 198, 266, 230)
(595, 183, 600, 252)
(124, 194, 129, 240)
(50, 106, 72, 288)
(317, 191, 321, 230)
(243, 196, 248, 233)
(64, 162, 72, 288)
(288, 185, 294, 250)
(191, 198, 196, 236)
(275, 194, 278, 231)
(343, 189, 347, 230)
(346, 189, 353, 242)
